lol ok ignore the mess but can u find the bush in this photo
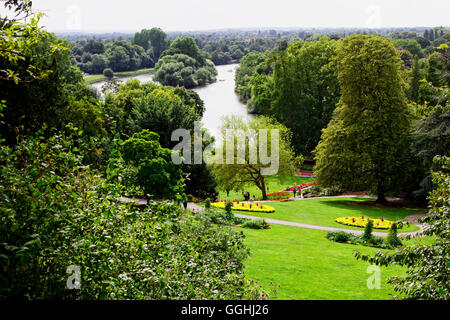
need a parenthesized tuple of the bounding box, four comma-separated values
(385, 223, 403, 247)
(242, 219, 271, 230)
(205, 198, 211, 210)
(103, 68, 114, 79)
(361, 219, 374, 242)
(326, 231, 354, 243)
(0, 131, 259, 299)
(225, 201, 233, 220)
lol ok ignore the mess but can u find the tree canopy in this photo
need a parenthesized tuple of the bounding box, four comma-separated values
(314, 34, 415, 204)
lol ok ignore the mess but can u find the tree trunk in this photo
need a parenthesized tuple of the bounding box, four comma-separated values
(376, 184, 388, 205)
(260, 177, 267, 200)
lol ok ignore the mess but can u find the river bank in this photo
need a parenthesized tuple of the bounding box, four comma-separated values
(84, 68, 154, 85)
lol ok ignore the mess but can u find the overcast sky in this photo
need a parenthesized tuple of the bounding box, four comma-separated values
(19, 0, 450, 32)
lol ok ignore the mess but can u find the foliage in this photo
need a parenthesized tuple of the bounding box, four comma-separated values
(412, 108, 450, 169)
(121, 130, 184, 201)
(235, 51, 270, 103)
(361, 219, 374, 242)
(213, 115, 296, 200)
(132, 28, 168, 60)
(0, 5, 67, 83)
(326, 231, 357, 243)
(103, 68, 114, 79)
(205, 198, 211, 210)
(385, 223, 402, 247)
(0, 128, 265, 299)
(154, 53, 217, 88)
(267, 38, 341, 155)
(314, 34, 417, 204)
(355, 156, 450, 300)
(0, 26, 109, 144)
(241, 219, 271, 230)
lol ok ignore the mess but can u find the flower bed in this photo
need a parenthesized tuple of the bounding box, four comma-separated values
(267, 192, 291, 200)
(284, 183, 316, 192)
(335, 216, 398, 230)
(212, 201, 275, 213)
(296, 172, 316, 177)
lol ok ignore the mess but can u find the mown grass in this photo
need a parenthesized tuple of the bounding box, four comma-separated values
(84, 68, 154, 84)
(217, 175, 316, 201)
(233, 197, 422, 233)
(240, 223, 433, 299)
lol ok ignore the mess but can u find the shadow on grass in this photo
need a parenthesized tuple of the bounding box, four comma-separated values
(319, 198, 423, 220)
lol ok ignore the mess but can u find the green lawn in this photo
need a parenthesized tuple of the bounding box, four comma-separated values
(84, 68, 154, 84)
(232, 197, 423, 233)
(218, 175, 316, 201)
(240, 224, 433, 299)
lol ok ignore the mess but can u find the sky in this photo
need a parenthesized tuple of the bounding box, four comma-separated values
(12, 0, 450, 32)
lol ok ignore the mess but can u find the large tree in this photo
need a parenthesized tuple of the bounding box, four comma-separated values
(213, 115, 296, 200)
(314, 34, 414, 204)
(132, 28, 168, 61)
(122, 130, 184, 201)
(265, 37, 340, 155)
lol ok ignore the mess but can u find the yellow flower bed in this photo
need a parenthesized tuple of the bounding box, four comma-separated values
(211, 201, 275, 213)
(335, 217, 396, 230)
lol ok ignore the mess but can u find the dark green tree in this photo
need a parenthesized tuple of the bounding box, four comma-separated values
(314, 35, 414, 204)
(122, 130, 184, 201)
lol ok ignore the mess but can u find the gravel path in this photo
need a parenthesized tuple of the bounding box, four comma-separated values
(187, 202, 426, 238)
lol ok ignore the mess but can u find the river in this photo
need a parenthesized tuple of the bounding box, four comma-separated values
(90, 64, 253, 140)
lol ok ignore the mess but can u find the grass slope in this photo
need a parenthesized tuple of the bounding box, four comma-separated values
(234, 197, 422, 233)
(218, 175, 316, 201)
(84, 68, 154, 84)
(240, 224, 432, 299)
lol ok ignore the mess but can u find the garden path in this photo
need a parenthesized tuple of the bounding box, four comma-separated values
(186, 202, 426, 238)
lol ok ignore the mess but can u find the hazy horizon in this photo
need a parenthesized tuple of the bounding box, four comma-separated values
(9, 0, 449, 32)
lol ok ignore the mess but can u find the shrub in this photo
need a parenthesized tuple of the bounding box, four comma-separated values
(0, 131, 259, 300)
(103, 68, 114, 79)
(361, 219, 374, 242)
(225, 201, 233, 220)
(326, 231, 354, 243)
(242, 219, 271, 230)
(205, 198, 211, 210)
(321, 186, 343, 196)
(385, 223, 403, 247)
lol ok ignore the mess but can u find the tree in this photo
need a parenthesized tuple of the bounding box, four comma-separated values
(0, 129, 259, 299)
(0, 29, 96, 143)
(83, 39, 105, 54)
(235, 51, 269, 103)
(268, 37, 340, 155)
(0, 1, 67, 83)
(213, 162, 244, 197)
(154, 53, 217, 88)
(88, 54, 108, 74)
(409, 57, 421, 102)
(133, 28, 168, 61)
(168, 36, 203, 64)
(122, 130, 184, 201)
(107, 45, 130, 72)
(103, 68, 114, 79)
(213, 115, 296, 200)
(314, 35, 414, 204)
(355, 156, 450, 300)
(412, 101, 450, 169)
